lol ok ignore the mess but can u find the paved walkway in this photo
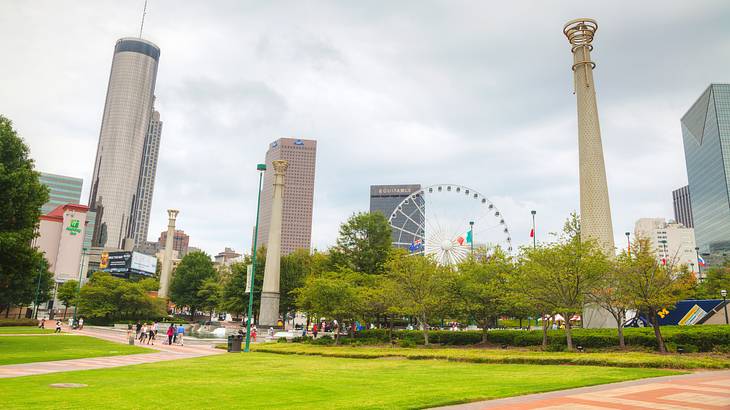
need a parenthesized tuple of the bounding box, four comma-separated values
(435, 370, 730, 410)
(0, 326, 223, 379)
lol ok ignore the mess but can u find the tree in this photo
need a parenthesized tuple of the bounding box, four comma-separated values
(518, 214, 609, 351)
(56, 280, 79, 319)
(197, 278, 222, 320)
(386, 253, 456, 345)
(169, 251, 218, 320)
(77, 272, 165, 322)
(0, 114, 50, 314)
(295, 270, 365, 344)
(280, 249, 315, 323)
(456, 249, 512, 342)
(695, 261, 730, 299)
(220, 249, 266, 320)
(587, 253, 633, 348)
(330, 212, 393, 274)
(622, 238, 695, 353)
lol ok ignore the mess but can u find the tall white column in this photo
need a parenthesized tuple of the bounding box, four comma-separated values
(259, 160, 288, 327)
(158, 209, 178, 299)
(563, 18, 615, 254)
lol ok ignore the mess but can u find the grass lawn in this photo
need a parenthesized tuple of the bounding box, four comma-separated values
(0, 327, 54, 335)
(0, 335, 153, 365)
(0, 352, 678, 409)
(252, 343, 730, 369)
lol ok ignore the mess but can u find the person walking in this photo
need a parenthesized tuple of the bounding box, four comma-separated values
(135, 321, 142, 339)
(139, 323, 148, 343)
(153, 321, 159, 338)
(147, 324, 155, 345)
(54, 320, 62, 333)
(251, 325, 257, 342)
(78, 317, 84, 330)
(312, 323, 318, 339)
(176, 323, 184, 346)
(39, 318, 46, 329)
(166, 324, 175, 345)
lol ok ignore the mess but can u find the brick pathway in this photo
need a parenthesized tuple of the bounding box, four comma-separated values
(435, 370, 730, 409)
(0, 327, 223, 379)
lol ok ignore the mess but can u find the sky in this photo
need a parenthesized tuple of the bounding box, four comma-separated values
(2, 1, 729, 256)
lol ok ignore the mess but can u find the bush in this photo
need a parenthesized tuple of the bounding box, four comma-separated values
(0, 318, 38, 327)
(399, 339, 416, 348)
(311, 335, 334, 345)
(277, 337, 288, 343)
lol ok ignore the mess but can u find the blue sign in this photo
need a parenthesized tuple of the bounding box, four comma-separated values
(294, 139, 304, 145)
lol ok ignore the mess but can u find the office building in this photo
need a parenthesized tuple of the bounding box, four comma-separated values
(39, 172, 82, 215)
(88, 37, 161, 249)
(634, 218, 699, 277)
(130, 110, 163, 245)
(158, 229, 189, 255)
(256, 138, 316, 255)
(681, 84, 730, 258)
(215, 247, 242, 266)
(672, 185, 693, 229)
(370, 184, 423, 249)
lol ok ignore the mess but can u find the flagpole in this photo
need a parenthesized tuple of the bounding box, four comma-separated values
(531, 210, 536, 249)
(469, 221, 474, 255)
(695, 246, 702, 280)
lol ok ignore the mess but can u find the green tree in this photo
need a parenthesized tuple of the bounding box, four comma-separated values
(330, 212, 393, 274)
(456, 249, 512, 342)
(77, 272, 165, 322)
(0, 115, 50, 315)
(56, 280, 79, 319)
(280, 249, 314, 324)
(622, 238, 696, 353)
(518, 214, 609, 351)
(587, 254, 633, 348)
(170, 251, 218, 320)
(695, 262, 730, 299)
(386, 253, 456, 345)
(197, 278, 222, 320)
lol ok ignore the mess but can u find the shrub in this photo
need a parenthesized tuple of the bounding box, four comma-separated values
(311, 335, 334, 345)
(0, 318, 38, 327)
(399, 339, 416, 348)
(277, 337, 288, 343)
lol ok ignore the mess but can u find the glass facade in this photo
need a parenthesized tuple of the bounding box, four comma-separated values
(39, 172, 82, 215)
(681, 84, 730, 255)
(370, 184, 423, 249)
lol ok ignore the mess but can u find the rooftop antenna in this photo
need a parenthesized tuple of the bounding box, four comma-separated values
(139, 0, 148, 38)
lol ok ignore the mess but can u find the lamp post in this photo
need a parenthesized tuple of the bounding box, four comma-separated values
(469, 221, 474, 254)
(72, 247, 87, 328)
(531, 210, 536, 249)
(32, 262, 44, 319)
(721, 289, 728, 325)
(625, 232, 631, 256)
(244, 163, 266, 353)
(695, 246, 702, 280)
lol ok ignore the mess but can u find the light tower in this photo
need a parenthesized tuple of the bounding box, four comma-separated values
(259, 160, 289, 327)
(158, 209, 179, 299)
(563, 18, 615, 254)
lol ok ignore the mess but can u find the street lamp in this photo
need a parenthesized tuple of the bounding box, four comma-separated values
(722, 289, 728, 325)
(530, 210, 536, 249)
(625, 232, 631, 256)
(72, 247, 87, 328)
(244, 163, 266, 353)
(32, 261, 44, 319)
(469, 221, 474, 254)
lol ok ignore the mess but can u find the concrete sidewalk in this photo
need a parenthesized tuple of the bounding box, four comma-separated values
(0, 326, 223, 379)
(434, 370, 730, 410)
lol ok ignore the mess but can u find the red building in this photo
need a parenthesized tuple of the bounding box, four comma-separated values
(157, 229, 189, 255)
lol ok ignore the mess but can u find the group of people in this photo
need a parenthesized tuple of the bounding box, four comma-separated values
(311, 320, 339, 339)
(38, 317, 84, 332)
(165, 323, 185, 346)
(135, 321, 158, 345)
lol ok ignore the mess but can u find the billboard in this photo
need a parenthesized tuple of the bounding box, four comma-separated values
(131, 252, 157, 277)
(100, 251, 156, 278)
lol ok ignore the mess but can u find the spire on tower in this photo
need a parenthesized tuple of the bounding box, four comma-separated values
(139, 0, 148, 38)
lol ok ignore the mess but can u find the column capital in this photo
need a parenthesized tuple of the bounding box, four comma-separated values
(272, 160, 289, 175)
(167, 209, 179, 220)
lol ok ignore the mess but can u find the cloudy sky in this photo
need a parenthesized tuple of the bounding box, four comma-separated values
(2, 1, 729, 256)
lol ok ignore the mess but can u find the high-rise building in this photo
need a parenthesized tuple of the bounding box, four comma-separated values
(634, 218, 699, 277)
(214, 247, 242, 266)
(158, 229, 189, 255)
(88, 37, 161, 249)
(39, 172, 82, 215)
(681, 84, 730, 256)
(130, 110, 163, 245)
(256, 138, 316, 255)
(672, 185, 693, 229)
(370, 184, 423, 249)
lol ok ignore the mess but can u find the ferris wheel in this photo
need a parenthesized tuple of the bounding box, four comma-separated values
(388, 184, 513, 266)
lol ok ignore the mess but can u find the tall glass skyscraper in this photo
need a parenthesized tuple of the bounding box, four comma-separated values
(681, 84, 730, 255)
(39, 172, 82, 215)
(88, 38, 160, 249)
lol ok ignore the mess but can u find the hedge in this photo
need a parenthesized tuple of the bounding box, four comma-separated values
(351, 325, 730, 352)
(0, 318, 38, 327)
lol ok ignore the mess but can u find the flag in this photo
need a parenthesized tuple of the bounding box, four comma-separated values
(698, 255, 706, 266)
(409, 239, 423, 253)
(529, 228, 534, 238)
(466, 230, 473, 244)
(456, 236, 464, 246)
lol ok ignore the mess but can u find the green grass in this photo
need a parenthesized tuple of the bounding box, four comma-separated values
(0, 327, 54, 334)
(0, 352, 678, 409)
(0, 335, 153, 365)
(252, 343, 730, 369)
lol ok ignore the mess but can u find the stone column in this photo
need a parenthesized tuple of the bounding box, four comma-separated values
(158, 209, 179, 299)
(563, 18, 615, 254)
(259, 160, 288, 327)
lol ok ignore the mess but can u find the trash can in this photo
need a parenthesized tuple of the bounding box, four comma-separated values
(227, 335, 242, 352)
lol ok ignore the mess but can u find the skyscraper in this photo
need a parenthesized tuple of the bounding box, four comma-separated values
(672, 185, 693, 229)
(131, 110, 163, 245)
(681, 84, 730, 255)
(369, 184, 422, 249)
(157, 229, 189, 255)
(39, 172, 82, 215)
(563, 19, 615, 254)
(256, 138, 316, 255)
(88, 38, 160, 249)
(635, 218, 698, 277)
